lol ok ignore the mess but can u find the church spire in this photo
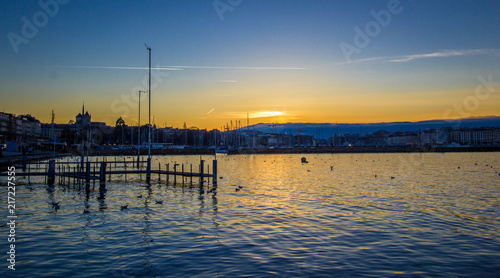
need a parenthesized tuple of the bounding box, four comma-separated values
(82, 102, 85, 115)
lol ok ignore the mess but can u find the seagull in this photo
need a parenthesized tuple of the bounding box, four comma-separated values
(330, 166, 334, 170)
(51, 202, 60, 211)
(155, 200, 163, 204)
(120, 205, 128, 210)
(235, 188, 240, 192)
(391, 176, 395, 179)
(137, 195, 143, 198)
(375, 174, 377, 178)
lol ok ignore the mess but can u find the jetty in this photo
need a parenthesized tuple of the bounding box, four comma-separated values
(0, 157, 217, 190)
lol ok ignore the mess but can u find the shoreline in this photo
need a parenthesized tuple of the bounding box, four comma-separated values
(1, 146, 498, 167)
(227, 146, 500, 155)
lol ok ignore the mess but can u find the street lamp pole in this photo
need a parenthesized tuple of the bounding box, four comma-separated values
(137, 90, 145, 168)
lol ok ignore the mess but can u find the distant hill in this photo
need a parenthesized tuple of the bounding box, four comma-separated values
(246, 116, 500, 139)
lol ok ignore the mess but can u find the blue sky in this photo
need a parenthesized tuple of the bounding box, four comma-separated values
(1, 0, 499, 129)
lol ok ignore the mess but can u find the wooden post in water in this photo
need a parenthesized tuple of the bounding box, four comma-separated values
(174, 162, 177, 185)
(93, 163, 96, 187)
(166, 163, 169, 184)
(86, 160, 91, 186)
(200, 160, 204, 190)
(146, 157, 151, 183)
(190, 164, 193, 185)
(99, 162, 106, 189)
(48, 159, 55, 185)
(124, 157, 127, 182)
(212, 159, 217, 186)
(182, 164, 185, 185)
(158, 162, 161, 182)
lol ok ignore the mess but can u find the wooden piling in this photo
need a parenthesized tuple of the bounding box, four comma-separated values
(86, 160, 91, 185)
(213, 159, 217, 185)
(47, 159, 55, 185)
(174, 162, 177, 184)
(166, 163, 169, 184)
(99, 162, 106, 189)
(200, 160, 204, 189)
(146, 158, 151, 183)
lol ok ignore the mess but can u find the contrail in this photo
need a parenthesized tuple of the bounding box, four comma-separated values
(51, 65, 306, 71)
(51, 65, 183, 71)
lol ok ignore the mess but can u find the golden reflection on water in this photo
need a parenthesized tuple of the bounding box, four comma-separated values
(3, 152, 500, 277)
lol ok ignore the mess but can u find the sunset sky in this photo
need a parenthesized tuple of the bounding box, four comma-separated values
(1, 0, 499, 129)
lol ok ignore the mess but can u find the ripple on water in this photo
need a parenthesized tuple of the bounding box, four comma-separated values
(1, 153, 500, 277)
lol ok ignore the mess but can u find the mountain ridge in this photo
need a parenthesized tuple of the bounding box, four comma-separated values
(245, 116, 500, 139)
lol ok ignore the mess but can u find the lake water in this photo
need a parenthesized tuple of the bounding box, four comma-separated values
(1, 153, 500, 277)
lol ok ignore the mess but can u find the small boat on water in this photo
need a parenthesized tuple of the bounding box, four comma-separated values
(216, 147, 228, 154)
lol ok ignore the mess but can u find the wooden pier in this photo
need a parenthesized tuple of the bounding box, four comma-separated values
(0, 157, 217, 190)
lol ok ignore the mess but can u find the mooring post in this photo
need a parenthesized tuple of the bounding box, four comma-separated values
(124, 157, 127, 181)
(99, 162, 106, 189)
(200, 159, 205, 189)
(158, 162, 161, 182)
(166, 163, 169, 184)
(174, 162, 177, 184)
(213, 159, 217, 186)
(48, 159, 56, 185)
(86, 160, 91, 185)
(182, 164, 185, 185)
(190, 164, 193, 185)
(28, 163, 31, 184)
(146, 157, 151, 183)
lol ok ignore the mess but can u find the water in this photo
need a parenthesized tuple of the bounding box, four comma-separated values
(1, 153, 499, 277)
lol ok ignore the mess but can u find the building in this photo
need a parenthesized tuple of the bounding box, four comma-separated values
(76, 104, 91, 130)
(387, 132, 418, 146)
(18, 114, 42, 140)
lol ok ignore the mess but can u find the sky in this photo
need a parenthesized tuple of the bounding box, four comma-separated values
(1, 0, 499, 130)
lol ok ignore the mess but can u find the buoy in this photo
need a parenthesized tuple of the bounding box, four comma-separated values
(301, 157, 308, 163)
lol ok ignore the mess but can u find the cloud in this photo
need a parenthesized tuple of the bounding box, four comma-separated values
(389, 49, 500, 62)
(338, 49, 500, 65)
(223, 111, 287, 119)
